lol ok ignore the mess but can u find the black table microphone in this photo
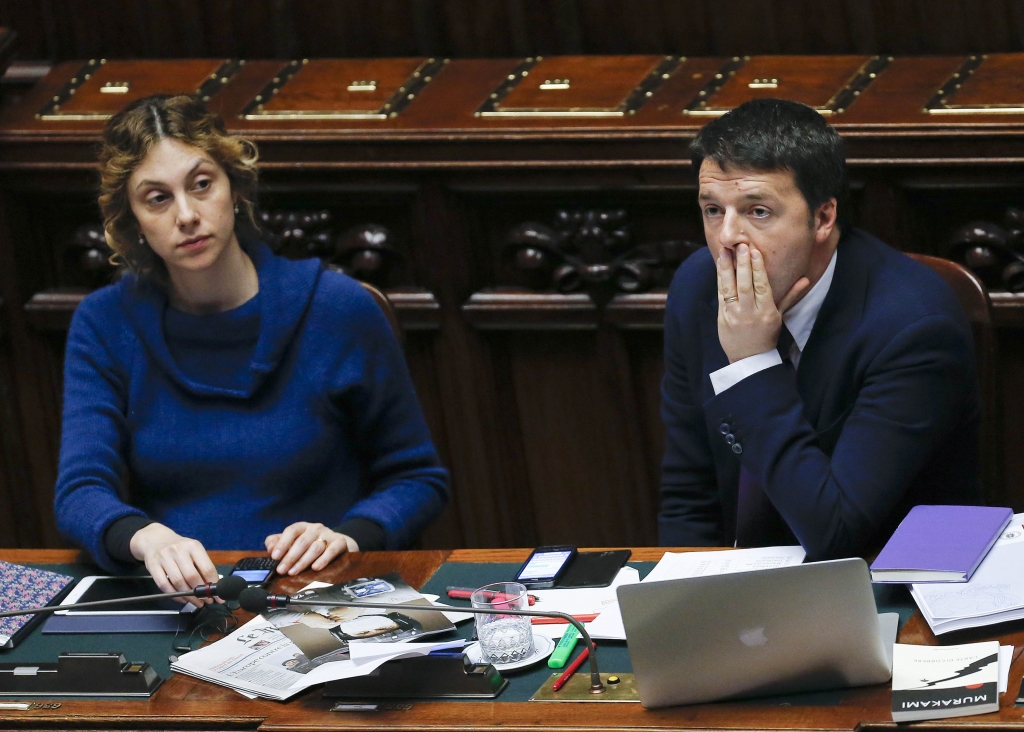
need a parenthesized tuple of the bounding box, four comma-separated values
(238, 586, 606, 694)
(0, 575, 248, 620)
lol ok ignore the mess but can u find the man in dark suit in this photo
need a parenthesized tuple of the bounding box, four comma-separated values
(659, 98, 983, 560)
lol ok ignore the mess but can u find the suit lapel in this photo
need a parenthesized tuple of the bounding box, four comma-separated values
(796, 233, 868, 429)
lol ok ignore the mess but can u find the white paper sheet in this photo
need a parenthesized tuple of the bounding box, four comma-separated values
(1000, 644, 1013, 693)
(171, 615, 460, 700)
(527, 567, 640, 639)
(912, 513, 1024, 634)
(421, 594, 473, 624)
(172, 579, 465, 701)
(587, 546, 806, 640)
(879, 612, 899, 672)
(347, 638, 469, 664)
(420, 569, 641, 640)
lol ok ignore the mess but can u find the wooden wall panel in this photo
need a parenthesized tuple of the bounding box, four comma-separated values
(11, 2, 1024, 63)
(504, 328, 657, 546)
(0, 297, 30, 546)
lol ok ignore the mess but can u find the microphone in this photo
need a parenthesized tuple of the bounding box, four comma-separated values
(0, 575, 248, 620)
(192, 576, 248, 601)
(238, 586, 607, 694)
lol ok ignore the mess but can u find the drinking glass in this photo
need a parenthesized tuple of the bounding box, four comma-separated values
(471, 582, 535, 664)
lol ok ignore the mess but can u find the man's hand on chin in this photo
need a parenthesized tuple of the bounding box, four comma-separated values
(716, 243, 809, 364)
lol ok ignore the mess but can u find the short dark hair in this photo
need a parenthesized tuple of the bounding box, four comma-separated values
(689, 98, 847, 219)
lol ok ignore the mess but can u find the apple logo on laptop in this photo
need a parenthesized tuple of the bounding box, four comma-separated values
(739, 627, 768, 647)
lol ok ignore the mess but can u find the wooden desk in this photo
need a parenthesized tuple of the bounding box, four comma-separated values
(0, 547, 1021, 732)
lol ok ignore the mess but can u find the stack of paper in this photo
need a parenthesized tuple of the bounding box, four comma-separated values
(171, 576, 465, 700)
(587, 546, 806, 640)
(171, 615, 463, 700)
(527, 567, 640, 640)
(911, 512, 1024, 634)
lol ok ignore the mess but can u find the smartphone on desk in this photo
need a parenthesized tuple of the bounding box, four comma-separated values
(513, 546, 577, 589)
(229, 557, 278, 587)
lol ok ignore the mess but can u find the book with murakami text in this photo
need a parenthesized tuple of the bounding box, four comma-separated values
(891, 642, 1001, 722)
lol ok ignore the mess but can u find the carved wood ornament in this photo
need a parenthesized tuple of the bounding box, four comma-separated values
(949, 208, 1024, 292)
(64, 214, 402, 291)
(504, 209, 702, 305)
(259, 210, 400, 288)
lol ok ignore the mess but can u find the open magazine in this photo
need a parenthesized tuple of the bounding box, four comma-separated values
(264, 573, 455, 671)
(170, 574, 458, 700)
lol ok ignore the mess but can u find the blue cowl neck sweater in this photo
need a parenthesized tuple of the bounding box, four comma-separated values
(55, 241, 449, 572)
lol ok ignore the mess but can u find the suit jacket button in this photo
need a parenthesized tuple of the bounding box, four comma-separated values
(719, 423, 731, 434)
(731, 443, 743, 454)
(725, 433, 736, 445)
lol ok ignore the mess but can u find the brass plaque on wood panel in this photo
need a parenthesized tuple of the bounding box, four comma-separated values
(239, 58, 447, 120)
(925, 54, 1024, 114)
(476, 55, 681, 117)
(683, 55, 891, 117)
(37, 59, 243, 121)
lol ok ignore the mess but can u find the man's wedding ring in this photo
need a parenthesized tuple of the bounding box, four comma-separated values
(724, 296, 739, 303)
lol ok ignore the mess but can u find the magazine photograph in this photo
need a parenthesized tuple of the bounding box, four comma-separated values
(264, 573, 455, 667)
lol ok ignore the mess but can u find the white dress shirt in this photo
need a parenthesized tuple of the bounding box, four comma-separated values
(710, 249, 838, 394)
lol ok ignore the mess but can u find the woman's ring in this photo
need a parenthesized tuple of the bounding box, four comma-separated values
(724, 296, 739, 303)
(318, 537, 329, 549)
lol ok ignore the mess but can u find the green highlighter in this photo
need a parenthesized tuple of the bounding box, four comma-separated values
(548, 625, 581, 668)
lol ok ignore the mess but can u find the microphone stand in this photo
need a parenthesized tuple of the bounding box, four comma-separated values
(240, 591, 607, 694)
(0, 576, 249, 620)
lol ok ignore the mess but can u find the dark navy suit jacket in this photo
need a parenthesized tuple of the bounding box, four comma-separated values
(658, 228, 983, 560)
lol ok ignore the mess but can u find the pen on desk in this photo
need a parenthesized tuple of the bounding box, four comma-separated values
(531, 613, 598, 625)
(445, 587, 537, 606)
(551, 643, 594, 692)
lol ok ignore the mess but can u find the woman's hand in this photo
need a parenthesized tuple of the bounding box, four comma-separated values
(129, 523, 221, 604)
(265, 523, 358, 576)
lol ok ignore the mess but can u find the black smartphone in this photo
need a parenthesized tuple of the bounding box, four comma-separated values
(229, 556, 278, 586)
(556, 549, 631, 588)
(513, 546, 577, 589)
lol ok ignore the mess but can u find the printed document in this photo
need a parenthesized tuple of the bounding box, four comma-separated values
(911, 512, 1024, 634)
(587, 546, 806, 640)
(170, 615, 461, 700)
(171, 577, 463, 700)
(528, 567, 640, 640)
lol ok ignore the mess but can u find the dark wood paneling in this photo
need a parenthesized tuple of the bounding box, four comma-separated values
(12, 2, 1024, 62)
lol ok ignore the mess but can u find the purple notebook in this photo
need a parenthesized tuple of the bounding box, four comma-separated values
(0, 561, 76, 648)
(870, 505, 1013, 583)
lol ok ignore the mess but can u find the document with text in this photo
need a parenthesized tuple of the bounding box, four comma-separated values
(587, 546, 806, 640)
(911, 512, 1024, 634)
(171, 615, 463, 700)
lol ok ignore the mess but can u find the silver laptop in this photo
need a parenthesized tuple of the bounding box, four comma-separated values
(617, 557, 895, 708)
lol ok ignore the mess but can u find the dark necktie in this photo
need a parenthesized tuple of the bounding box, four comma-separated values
(735, 323, 796, 547)
(776, 322, 795, 366)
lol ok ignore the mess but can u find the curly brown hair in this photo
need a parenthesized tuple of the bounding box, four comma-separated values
(98, 93, 259, 282)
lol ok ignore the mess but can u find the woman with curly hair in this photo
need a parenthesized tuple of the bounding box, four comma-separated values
(54, 94, 449, 598)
